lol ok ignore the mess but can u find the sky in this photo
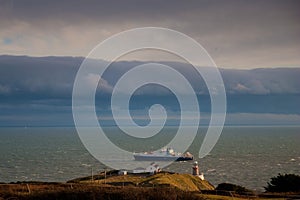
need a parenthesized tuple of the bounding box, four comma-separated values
(0, 0, 300, 69)
(0, 1, 299, 126)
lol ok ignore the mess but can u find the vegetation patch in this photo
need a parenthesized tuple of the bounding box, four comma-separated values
(265, 173, 300, 193)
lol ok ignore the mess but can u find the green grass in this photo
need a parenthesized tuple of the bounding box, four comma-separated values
(75, 172, 215, 192)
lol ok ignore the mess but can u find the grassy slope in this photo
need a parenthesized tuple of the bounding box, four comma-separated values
(74, 172, 215, 192)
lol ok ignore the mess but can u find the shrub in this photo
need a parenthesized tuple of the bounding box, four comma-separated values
(265, 173, 300, 193)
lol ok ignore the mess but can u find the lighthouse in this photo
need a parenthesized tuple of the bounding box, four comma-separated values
(192, 161, 199, 175)
(192, 161, 205, 180)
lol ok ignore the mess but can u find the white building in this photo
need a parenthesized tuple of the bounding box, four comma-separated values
(132, 163, 160, 174)
(145, 163, 160, 174)
(118, 169, 127, 175)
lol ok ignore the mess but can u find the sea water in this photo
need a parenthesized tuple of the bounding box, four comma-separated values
(0, 126, 299, 191)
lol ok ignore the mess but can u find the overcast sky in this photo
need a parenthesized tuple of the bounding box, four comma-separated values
(0, 0, 299, 69)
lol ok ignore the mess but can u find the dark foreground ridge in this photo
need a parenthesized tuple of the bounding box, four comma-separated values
(1, 171, 300, 200)
(0, 183, 202, 200)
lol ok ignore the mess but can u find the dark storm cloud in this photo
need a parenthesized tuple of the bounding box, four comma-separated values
(4, 0, 299, 23)
(0, 55, 299, 126)
(0, 55, 300, 100)
(1, 0, 300, 68)
(3, 0, 203, 22)
(4, 0, 299, 38)
(0, 55, 82, 99)
(2, 55, 299, 98)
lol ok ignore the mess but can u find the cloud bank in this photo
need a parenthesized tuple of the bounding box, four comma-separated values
(0, 55, 299, 126)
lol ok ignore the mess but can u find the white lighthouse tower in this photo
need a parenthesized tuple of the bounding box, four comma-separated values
(192, 161, 205, 180)
(192, 161, 199, 175)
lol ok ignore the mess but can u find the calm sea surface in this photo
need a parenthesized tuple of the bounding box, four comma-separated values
(0, 126, 299, 191)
